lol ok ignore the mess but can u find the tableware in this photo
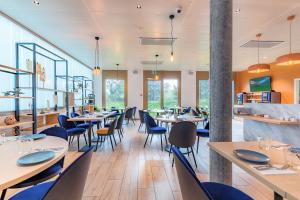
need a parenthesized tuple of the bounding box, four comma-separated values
(19, 134, 46, 141)
(233, 149, 270, 164)
(289, 147, 300, 153)
(17, 151, 55, 166)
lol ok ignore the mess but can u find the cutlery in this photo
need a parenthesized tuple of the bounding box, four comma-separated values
(254, 164, 290, 171)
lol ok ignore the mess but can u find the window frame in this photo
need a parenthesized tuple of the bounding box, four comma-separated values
(196, 71, 209, 108)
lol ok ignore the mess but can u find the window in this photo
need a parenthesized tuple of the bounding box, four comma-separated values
(105, 79, 125, 108)
(147, 80, 161, 109)
(163, 79, 178, 108)
(199, 80, 209, 109)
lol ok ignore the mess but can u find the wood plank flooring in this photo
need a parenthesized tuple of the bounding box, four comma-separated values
(6, 119, 274, 200)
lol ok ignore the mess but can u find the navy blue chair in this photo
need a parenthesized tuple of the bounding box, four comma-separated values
(180, 106, 191, 115)
(143, 112, 167, 151)
(172, 146, 253, 200)
(0, 127, 68, 200)
(71, 112, 91, 129)
(58, 115, 87, 151)
(9, 147, 93, 200)
(125, 107, 135, 125)
(196, 121, 209, 153)
(138, 110, 146, 133)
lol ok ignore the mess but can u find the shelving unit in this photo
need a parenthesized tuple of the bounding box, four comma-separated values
(20, 112, 59, 131)
(0, 121, 34, 130)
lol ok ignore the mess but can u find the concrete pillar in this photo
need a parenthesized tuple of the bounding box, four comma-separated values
(209, 0, 233, 185)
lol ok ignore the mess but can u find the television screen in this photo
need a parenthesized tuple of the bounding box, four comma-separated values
(249, 76, 271, 92)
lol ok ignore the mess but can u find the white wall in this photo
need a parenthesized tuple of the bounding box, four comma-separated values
(181, 70, 196, 108)
(127, 69, 143, 115)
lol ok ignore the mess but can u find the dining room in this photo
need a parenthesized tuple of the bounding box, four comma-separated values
(1, 0, 300, 200)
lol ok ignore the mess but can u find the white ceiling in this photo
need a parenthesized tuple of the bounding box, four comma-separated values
(1, 0, 300, 71)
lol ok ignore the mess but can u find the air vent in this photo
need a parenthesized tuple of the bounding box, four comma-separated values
(240, 40, 284, 48)
(139, 37, 177, 46)
(141, 60, 164, 65)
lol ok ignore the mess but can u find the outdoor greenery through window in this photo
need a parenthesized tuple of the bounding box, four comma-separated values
(105, 79, 125, 109)
(147, 80, 161, 109)
(199, 80, 209, 110)
(163, 79, 178, 108)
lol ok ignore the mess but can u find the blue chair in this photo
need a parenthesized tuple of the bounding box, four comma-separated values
(9, 147, 93, 200)
(58, 115, 87, 151)
(83, 110, 100, 128)
(0, 127, 68, 200)
(180, 106, 191, 115)
(143, 112, 167, 151)
(196, 121, 209, 153)
(71, 112, 91, 129)
(172, 146, 253, 200)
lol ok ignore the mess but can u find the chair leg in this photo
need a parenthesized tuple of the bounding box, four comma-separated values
(172, 158, 175, 167)
(197, 136, 200, 153)
(1, 189, 7, 200)
(138, 123, 141, 132)
(144, 134, 149, 148)
(118, 130, 122, 142)
(187, 148, 190, 157)
(169, 144, 173, 157)
(164, 133, 168, 145)
(160, 134, 163, 151)
(132, 118, 135, 125)
(83, 133, 88, 145)
(77, 135, 80, 151)
(95, 136, 100, 151)
(112, 134, 117, 145)
(191, 148, 198, 168)
(150, 134, 153, 145)
(109, 135, 114, 151)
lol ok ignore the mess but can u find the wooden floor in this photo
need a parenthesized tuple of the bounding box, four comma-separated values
(7, 119, 274, 200)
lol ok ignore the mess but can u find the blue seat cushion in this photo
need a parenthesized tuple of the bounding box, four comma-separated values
(202, 182, 253, 200)
(150, 126, 166, 133)
(197, 129, 209, 137)
(12, 163, 62, 188)
(10, 181, 54, 200)
(67, 127, 86, 136)
(76, 123, 90, 129)
(92, 120, 98, 124)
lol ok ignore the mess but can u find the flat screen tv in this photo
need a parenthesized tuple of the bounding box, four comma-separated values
(249, 76, 271, 92)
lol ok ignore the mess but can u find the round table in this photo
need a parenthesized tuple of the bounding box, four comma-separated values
(0, 136, 68, 191)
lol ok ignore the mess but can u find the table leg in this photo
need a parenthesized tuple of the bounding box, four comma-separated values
(79, 121, 95, 152)
(274, 192, 283, 200)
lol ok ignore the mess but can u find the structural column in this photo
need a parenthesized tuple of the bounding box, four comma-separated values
(209, 0, 233, 184)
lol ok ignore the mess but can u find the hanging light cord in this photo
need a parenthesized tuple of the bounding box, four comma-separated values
(95, 38, 100, 67)
(170, 17, 174, 54)
(289, 18, 292, 53)
(257, 35, 260, 64)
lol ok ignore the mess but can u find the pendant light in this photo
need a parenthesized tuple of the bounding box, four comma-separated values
(276, 15, 300, 66)
(248, 33, 270, 73)
(154, 54, 159, 80)
(93, 36, 101, 75)
(169, 15, 175, 62)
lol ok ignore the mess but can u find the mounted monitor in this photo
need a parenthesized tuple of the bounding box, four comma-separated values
(249, 76, 271, 92)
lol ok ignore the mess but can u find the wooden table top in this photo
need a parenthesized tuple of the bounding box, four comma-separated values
(68, 111, 116, 122)
(208, 141, 300, 200)
(156, 115, 204, 123)
(0, 136, 68, 190)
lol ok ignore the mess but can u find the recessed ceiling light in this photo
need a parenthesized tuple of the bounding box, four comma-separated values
(137, 4, 142, 9)
(33, 0, 40, 5)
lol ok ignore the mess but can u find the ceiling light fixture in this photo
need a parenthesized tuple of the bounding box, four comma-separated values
(169, 14, 175, 62)
(248, 33, 271, 73)
(93, 36, 101, 75)
(137, 4, 142, 9)
(276, 15, 300, 66)
(33, 0, 40, 5)
(154, 54, 159, 80)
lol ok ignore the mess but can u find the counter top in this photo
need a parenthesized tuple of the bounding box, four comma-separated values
(236, 115, 300, 125)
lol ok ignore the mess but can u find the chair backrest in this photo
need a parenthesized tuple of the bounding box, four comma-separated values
(125, 107, 133, 118)
(172, 146, 212, 200)
(70, 112, 84, 124)
(107, 118, 118, 135)
(185, 107, 191, 114)
(192, 109, 199, 117)
(43, 147, 93, 200)
(144, 113, 157, 133)
(204, 121, 209, 130)
(138, 110, 145, 123)
(132, 106, 137, 117)
(169, 121, 196, 148)
(116, 113, 125, 129)
(40, 127, 68, 168)
(58, 115, 76, 129)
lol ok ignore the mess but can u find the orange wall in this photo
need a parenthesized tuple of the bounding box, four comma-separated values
(234, 64, 300, 104)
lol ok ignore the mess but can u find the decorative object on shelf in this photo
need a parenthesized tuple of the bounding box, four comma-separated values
(4, 116, 17, 125)
(169, 14, 175, 62)
(40, 67, 46, 82)
(93, 36, 101, 75)
(40, 109, 45, 114)
(276, 15, 300, 66)
(3, 88, 24, 97)
(47, 99, 50, 111)
(248, 33, 270, 73)
(26, 59, 33, 72)
(36, 62, 42, 74)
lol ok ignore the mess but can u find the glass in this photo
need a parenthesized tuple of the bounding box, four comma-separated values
(163, 79, 178, 108)
(199, 80, 209, 110)
(105, 79, 125, 109)
(147, 80, 161, 110)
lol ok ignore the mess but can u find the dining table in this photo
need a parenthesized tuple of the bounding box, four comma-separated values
(68, 111, 116, 151)
(208, 141, 300, 200)
(0, 135, 68, 193)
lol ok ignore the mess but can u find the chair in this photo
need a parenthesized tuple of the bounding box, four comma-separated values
(196, 121, 209, 153)
(0, 127, 68, 200)
(180, 107, 191, 115)
(143, 112, 167, 151)
(58, 115, 87, 151)
(71, 112, 91, 129)
(196, 107, 202, 115)
(95, 118, 118, 151)
(9, 147, 93, 200)
(132, 106, 137, 120)
(125, 107, 135, 125)
(168, 121, 197, 168)
(192, 109, 199, 117)
(138, 110, 145, 132)
(115, 113, 125, 141)
(172, 146, 253, 200)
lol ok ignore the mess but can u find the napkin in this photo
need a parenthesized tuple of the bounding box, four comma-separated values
(252, 165, 296, 175)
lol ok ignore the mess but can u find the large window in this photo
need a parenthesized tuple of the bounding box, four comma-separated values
(163, 79, 178, 108)
(105, 79, 125, 108)
(198, 80, 209, 109)
(147, 80, 161, 109)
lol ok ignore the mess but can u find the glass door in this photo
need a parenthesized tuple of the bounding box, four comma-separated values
(147, 80, 161, 109)
(163, 79, 178, 108)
